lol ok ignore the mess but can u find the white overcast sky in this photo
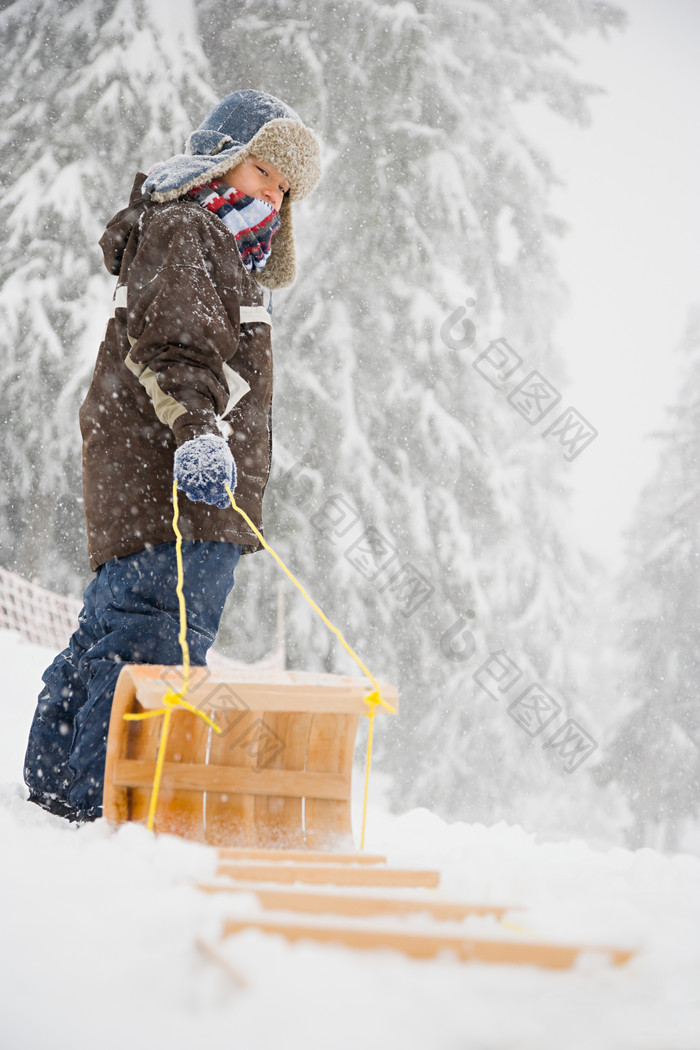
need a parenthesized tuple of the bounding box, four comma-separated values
(522, 0, 700, 574)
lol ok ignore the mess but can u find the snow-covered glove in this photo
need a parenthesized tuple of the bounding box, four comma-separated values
(173, 435, 236, 509)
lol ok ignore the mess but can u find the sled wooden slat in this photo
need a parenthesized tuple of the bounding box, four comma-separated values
(222, 918, 636, 969)
(110, 759, 350, 799)
(205, 708, 259, 848)
(103, 665, 164, 826)
(156, 707, 208, 841)
(122, 688, 163, 826)
(102, 664, 398, 849)
(253, 711, 311, 850)
(132, 669, 392, 715)
(199, 884, 512, 920)
(216, 862, 441, 888)
(305, 712, 359, 848)
(217, 848, 387, 864)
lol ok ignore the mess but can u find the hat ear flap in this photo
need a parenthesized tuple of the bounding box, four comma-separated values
(254, 195, 297, 289)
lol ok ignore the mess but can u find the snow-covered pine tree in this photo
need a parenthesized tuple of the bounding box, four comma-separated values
(0, 0, 214, 589)
(197, 0, 625, 830)
(596, 307, 700, 851)
(1, 0, 630, 835)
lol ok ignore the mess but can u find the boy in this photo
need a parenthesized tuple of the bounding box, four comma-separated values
(24, 89, 321, 822)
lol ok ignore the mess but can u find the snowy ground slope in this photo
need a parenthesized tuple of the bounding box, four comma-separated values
(1, 629, 699, 1050)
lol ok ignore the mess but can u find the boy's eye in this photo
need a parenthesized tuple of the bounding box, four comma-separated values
(257, 165, 287, 195)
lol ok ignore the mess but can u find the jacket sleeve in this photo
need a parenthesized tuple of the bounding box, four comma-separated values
(123, 204, 242, 446)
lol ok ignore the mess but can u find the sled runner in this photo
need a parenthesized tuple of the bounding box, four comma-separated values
(204, 849, 636, 970)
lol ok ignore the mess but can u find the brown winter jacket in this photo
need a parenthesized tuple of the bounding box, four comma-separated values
(79, 173, 274, 570)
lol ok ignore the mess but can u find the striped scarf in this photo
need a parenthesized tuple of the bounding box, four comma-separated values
(187, 180, 281, 272)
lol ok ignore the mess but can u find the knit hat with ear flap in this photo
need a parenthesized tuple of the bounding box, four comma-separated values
(142, 89, 322, 289)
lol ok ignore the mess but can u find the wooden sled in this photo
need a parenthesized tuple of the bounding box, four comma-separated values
(103, 665, 636, 971)
(103, 663, 398, 849)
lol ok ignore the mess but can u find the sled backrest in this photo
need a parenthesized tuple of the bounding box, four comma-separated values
(102, 664, 398, 849)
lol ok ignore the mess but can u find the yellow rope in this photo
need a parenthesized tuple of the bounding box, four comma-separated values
(173, 483, 191, 694)
(225, 487, 395, 849)
(123, 479, 395, 848)
(499, 918, 531, 935)
(123, 481, 221, 832)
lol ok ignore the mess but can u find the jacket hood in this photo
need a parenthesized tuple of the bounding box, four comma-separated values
(100, 172, 149, 277)
(138, 89, 321, 289)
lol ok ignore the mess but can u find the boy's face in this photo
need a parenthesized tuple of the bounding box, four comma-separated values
(221, 155, 290, 212)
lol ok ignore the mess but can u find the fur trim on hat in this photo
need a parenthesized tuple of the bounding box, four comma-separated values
(253, 194, 296, 289)
(232, 118, 321, 202)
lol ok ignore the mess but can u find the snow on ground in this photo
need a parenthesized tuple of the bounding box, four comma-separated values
(1, 629, 699, 1050)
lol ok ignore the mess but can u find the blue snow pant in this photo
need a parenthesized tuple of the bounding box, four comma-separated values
(24, 540, 242, 821)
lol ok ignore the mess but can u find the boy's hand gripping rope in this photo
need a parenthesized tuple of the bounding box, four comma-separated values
(124, 481, 395, 849)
